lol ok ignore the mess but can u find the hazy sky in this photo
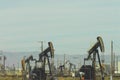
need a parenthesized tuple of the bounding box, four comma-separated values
(0, 0, 120, 55)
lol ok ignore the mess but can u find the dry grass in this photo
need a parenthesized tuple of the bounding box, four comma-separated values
(57, 77, 80, 80)
(56, 76, 120, 80)
(0, 76, 120, 80)
(0, 76, 22, 80)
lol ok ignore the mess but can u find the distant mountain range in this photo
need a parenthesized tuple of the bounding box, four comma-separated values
(0, 51, 120, 69)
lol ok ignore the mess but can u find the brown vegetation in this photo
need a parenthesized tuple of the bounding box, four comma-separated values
(0, 76, 120, 80)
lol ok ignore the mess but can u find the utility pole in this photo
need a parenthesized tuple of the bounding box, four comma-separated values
(38, 41, 44, 52)
(3, 55, 6, 74)
(113, 52, 115, 73)
(64, 54, 66, 73)
(41, 41, 43, 52)
(0, 50, 3, 64)
(18, 62, 19, 71)
(110, 41, 113, 80)
(116, 56, 118, 73)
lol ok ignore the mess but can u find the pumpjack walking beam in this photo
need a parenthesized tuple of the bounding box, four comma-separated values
(86, 36, 105, 80)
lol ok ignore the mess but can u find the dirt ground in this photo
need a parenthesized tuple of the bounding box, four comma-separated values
(0, 76, 120, 80)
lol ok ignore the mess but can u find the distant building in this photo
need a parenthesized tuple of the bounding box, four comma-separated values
(114, 62, 120, 74)
(104, 64, 110, 75)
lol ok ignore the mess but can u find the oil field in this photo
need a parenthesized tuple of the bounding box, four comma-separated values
(1, 0, 120, 80)
(0, 36, 120, 80)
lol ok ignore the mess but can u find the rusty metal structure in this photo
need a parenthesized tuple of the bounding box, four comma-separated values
(21, 42, 55, 80)
(81, 36, 105, 80)
(21, 55, 33, 80)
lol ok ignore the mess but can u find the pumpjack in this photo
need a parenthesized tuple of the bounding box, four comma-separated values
(68, 62, 76, 75)
(21, 55, 33, 80)
(21, 42, 55, 80)
(58, 60, 69, 76)
(80, 36, 105, 80)
(58, 60, 76, 77)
